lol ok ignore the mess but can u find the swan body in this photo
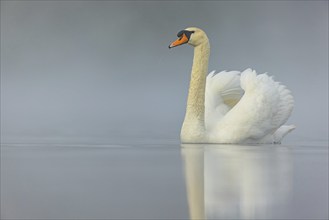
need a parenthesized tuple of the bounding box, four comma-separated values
(169, 27, 295, 144)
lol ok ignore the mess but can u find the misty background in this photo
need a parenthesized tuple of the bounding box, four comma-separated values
(1, 1, 328, 144)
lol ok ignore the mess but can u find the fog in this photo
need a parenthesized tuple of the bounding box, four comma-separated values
(1, 1, 328, 144)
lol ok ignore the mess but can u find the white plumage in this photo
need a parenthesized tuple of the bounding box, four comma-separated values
(170, 27, 295, 144)
(205, 69, 295, 144)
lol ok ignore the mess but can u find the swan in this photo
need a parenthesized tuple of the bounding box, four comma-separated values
(169, 27, 295, 144)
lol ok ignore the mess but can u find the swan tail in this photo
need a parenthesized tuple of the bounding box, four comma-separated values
(273, 125, 296, 144)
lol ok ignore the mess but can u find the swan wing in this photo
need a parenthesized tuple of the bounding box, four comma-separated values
(205, 70, 244, 131)
(211, 68, 294, 143)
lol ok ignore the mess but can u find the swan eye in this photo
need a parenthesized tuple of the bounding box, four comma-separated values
(185, 30, 194, 39)
(177, 30, 185, 38)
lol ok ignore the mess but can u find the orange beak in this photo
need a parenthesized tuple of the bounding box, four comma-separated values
(169, 33, 189, 49)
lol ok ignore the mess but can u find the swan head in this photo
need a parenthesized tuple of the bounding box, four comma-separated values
(169, 27, 208, 48)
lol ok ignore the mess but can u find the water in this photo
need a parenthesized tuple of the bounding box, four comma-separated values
(1, 142, 328, 219)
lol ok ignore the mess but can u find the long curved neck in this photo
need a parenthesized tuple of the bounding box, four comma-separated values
(181, 40, 210, 143)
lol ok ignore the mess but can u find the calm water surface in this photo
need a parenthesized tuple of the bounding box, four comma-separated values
(1, 141, 328, 219)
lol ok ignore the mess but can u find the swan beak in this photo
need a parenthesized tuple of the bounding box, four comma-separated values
(169, 33, 189, 49)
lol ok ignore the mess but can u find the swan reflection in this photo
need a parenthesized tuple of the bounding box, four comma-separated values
(181, 144, 293, 219)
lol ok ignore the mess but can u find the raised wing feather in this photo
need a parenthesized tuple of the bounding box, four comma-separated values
(205, 70, 244, 131)
(209, 68, 294, 143)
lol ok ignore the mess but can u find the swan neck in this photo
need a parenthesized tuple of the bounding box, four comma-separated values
(188, 42, 209, 108)
(181, 40, 210, 142)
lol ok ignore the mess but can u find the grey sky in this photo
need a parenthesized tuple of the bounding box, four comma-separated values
(1, 1, 328, 143)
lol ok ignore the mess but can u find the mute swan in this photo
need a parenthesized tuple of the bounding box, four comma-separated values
(169, 27, 295, 144)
